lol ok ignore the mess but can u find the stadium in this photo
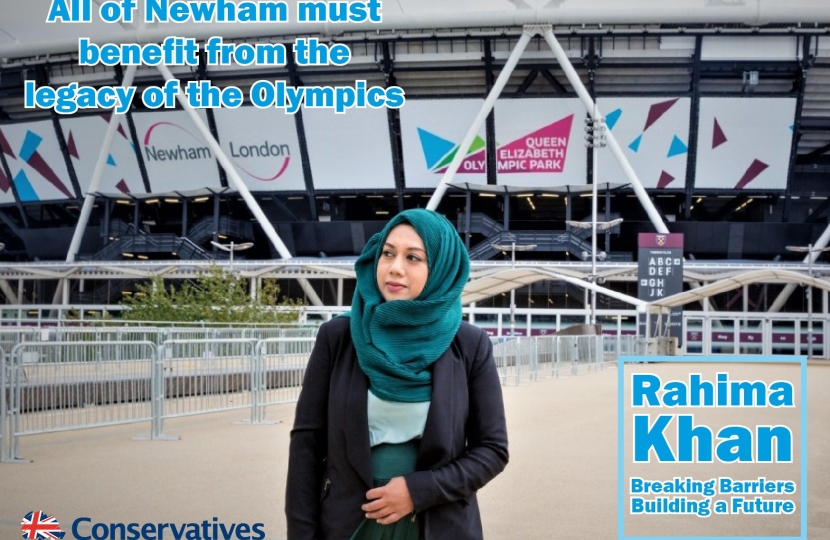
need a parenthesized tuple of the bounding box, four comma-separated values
(1, 2, 830, 540)
(1, 2, 829, 360)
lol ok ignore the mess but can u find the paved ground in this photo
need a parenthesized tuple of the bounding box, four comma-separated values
(1, 362, 828, 539)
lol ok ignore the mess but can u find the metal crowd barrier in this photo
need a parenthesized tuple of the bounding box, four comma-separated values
(1, 349, 7, 462)
(0, 337, 317, 461)
(4, 341, 157, 462)
(610, 335, 649, 359)
(159, 338, 258, 421)
(0, 331, 646, 462)
(254, 338, 316, 422)
(492, 335, 597, 386)
(0, 329, 40, 356)
(42, 326, 318, 345)
(492, 335, 644, 385)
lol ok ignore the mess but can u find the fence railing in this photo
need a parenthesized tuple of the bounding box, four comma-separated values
(1, 337, 317, 461)
(6, 341, 157, 461)
(1, 332, 642, 462)
(492, 334, 646, 385)
(256, 338, 317, 412)
(0, 329, 41, 356)
(0, 327, 318, 351)
(1, 349, 7, 462)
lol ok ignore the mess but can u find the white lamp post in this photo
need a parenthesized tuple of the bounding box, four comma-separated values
(786, 243, 830, 358)
(563, 106, 610, 325)
(210, 240, 254, 273)
(566, 218, 624, 323)
(490, 238, 537, 337)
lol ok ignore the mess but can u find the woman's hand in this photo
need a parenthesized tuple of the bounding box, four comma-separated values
(361, 477, 415, 525)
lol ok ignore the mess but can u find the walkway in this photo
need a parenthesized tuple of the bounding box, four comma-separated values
(1, 362, 828, 539)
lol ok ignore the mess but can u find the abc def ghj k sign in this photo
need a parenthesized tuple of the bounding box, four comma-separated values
(638, 233, 683, 344)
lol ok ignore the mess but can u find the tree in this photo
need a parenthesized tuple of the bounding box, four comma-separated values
(120, 265, 303, 324)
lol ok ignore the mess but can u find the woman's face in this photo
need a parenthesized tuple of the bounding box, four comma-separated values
(376, 224, 429, 301)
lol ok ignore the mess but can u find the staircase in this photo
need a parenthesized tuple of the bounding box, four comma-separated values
(93, 222, 215, 261)
(460, 213, 603, 260)
(187, 216, 255, 245)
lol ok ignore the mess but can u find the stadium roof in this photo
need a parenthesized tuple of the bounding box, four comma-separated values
(650, 269, 830, 309)
(92, 188, 230, 200)
(2, 0, 830, 61)
(449, 182, 626, 195)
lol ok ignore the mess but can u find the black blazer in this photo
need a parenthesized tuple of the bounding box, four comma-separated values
(286, 317, 509, 540)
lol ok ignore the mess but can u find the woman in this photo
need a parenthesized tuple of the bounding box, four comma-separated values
(286, 209, 508, 540)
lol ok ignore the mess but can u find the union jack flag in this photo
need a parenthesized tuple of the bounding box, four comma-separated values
(21, 511, 65, 540)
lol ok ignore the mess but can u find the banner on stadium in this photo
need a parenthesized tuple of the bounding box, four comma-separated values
(399, 99, 488, 188)
(0, 120, 74, 203)
(400, 98, 589, 189)
(303, 106, 396, 190)
(60, 115, 146, 196)
(0, 141, 15, 204)
(695, 97, 796, 190)
(131, 110, 222, 192)
(0, 166, 12, 205)
(493, 98, 587, 187)
(213, 106, 305, 192)
(597, 97, 691, 190)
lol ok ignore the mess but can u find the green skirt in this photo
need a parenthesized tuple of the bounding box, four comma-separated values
(349, 440, 421, 540)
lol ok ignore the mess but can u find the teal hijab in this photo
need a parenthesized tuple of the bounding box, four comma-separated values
(349, 209, 470, 403)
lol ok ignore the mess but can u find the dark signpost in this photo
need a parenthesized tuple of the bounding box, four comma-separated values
(638, 233, 684, 344)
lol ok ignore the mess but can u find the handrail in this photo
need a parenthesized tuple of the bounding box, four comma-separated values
(187, 216, 255, 244)
(92, 234, 215, 261)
